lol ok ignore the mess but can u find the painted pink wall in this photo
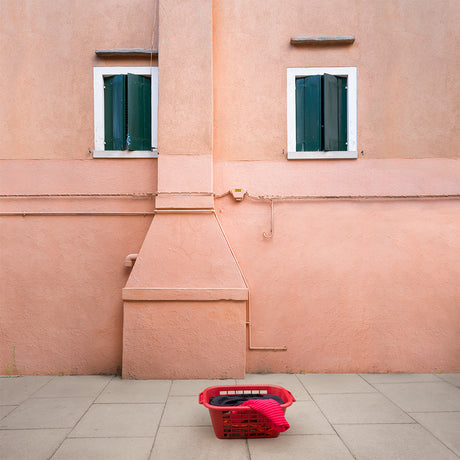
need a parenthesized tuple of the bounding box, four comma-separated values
(158, 0, 212, 157)
(121, 1, 249, 379)
(0, 0, 157, 159)
(1, 0, 459, 376)
(123, 300, 246, 379)
(213, 159, 460, 373)
(3, 159, 458, 375)
(0, 160, 156, 375)
(218, 198, 460, 373)
(1, 216, 151, 375)
(3, 0, 457, 161)
(213, 0, 460, 160)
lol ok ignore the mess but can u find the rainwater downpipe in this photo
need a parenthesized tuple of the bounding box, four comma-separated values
(214, 212, 287, 351)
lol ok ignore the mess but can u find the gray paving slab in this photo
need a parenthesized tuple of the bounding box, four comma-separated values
(248, 434, 354, 459)
(0, 405, 16, 420)
(69, 403, 163, 437)
(335, 423, 459, 460)
(410, 411, 460, 456)
(438, 373, 460, 387)
(0, 376, 53, 405)
(236, 373, 312, 401)
(360, 373, 442, 384)
(1, 373, 459, 459)
(32, 375, 112, 398)
(52, 437, 155, 460)
(313, 392, 414, 424)
(170, 379, 235, 396)
(0, 397, 93, 429)
(0, 428, 69, 460)
(297, 373, 376, 394)
(151, 426, 249, 460)
(374, 382, 460, 412)
(283, 400, 334, 435)
(96, 378, 171, 403)
(162, 395, 212, 426)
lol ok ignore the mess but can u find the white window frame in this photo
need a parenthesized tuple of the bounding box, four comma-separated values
(287, 67, 357, 159)
(93, 66, 158, 158)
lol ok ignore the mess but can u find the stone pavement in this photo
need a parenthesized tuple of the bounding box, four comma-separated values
(0, 373, 459, 459)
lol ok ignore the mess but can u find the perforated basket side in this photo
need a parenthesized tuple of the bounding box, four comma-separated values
(199, 384, 295, 439)
(209, 406, 285, 439)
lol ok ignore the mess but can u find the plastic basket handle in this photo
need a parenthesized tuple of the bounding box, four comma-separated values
(198, 392, 204, 404)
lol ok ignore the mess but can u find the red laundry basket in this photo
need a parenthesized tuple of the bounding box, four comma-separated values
(199, 384, 295, 439)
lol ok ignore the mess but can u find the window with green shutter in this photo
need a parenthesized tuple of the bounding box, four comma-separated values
(93, 66, 158, 158)
(287, 67, 357, 159)
(295, 74, 347, 152)
(103, 74, 151, 151)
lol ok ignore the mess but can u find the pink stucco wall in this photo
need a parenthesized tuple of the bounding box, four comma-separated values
(1, 0, 158, 160)
(2, 159, 459, 375)
(2, 0, 458, 161)
(123, 300, 246, 379)
(1, 0, 459, 376)
(0, 160, 156, 374)
(213, 0, 460, 160)
(214, 160, 460, 373)
(1, 215, 151, 374)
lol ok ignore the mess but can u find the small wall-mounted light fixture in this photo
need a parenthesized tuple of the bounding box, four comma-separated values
(231, 188, 246, 202)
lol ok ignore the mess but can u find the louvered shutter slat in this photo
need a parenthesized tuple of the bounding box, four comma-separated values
(104, 75, 126, 150)
(127, 74, 151, 151)
(323, 73, 340, 151)
(304, 75, 322, 151)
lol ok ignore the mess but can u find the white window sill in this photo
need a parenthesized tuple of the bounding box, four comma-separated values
(93, 150, 158, 159)
(287, 150, 358, 160)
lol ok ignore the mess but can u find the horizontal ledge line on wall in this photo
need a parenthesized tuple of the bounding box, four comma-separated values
(2, 193, 459, 202)
(290, 36, 355, 46)
(251, 194, 460, 201)
(154, 209, 214, 213)
(0, 193, 156, 198)
(157, 191, 213, 196)
(0, 212, 156, 217)
(122, 287, 249, 301)
(0, 191, 211, 198)
(215, 192, 460, 202)
(95, 49, 158, 57)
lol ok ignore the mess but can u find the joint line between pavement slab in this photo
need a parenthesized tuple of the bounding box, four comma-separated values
(47, 375, 115, 459)
(294, 374, 358, 459)
(148, 380, 173, 459)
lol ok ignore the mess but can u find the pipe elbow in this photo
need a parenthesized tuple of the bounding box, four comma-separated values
(124, 253, 138, 268)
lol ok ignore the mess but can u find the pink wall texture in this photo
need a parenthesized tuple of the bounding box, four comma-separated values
(0, 0, 158, 159)
(213, 0, 460, 160)
(0, 160, 156, 375)
(1, 0, 459, 376)
(214, 160, 460, 373)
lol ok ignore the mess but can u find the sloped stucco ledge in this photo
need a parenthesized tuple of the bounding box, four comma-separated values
(122, 287, 248, 301)
(122, 212, 248, 379)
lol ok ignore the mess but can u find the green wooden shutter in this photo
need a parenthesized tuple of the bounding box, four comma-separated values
(295, 77, 306, 151)
(337, 76, 347, 151)
(296, 75, 322, 151)
(323, 74, 339, 151)
(104, 75, 126, 150)
(127, 74, 151, 150)
(304, 75, 322, 151)
(323, 74, 348, 151)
